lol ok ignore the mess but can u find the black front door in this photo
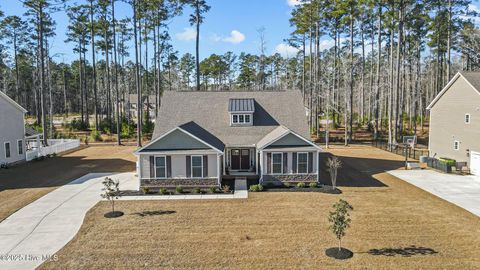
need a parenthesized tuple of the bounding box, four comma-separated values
(230, 149, 250, 171)
(240, 149, 250, 170)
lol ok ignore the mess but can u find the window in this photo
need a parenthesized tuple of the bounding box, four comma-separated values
(272, 153, 283, 174)
(155, 156, 166, 178)
(4, 142, 10, 158)
(454, 140, 460, 151)
(231, 114, 252, 125)
(297, 153, 309, 173)
(17, 140, 23, 155)
(191, 156, 203, 178)
(465, 113, 471, 124)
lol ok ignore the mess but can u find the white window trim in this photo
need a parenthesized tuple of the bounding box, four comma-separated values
(454, 140, 460, 151)
(271, 152, 283, 175)
(297, 152, 309, 174)
(465, 113, 471, 124)
(4, 142, 11, 159)
(154, 155, 167, 179)
(17, 139, 23, 155)
(230, 113, 252, 125)
(191, 155, 204, 178)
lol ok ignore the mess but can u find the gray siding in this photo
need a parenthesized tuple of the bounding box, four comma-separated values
(0, 96, 25, 164)
(142, 129, 211, 151)
(267, 133, 311, 148)
(429, 76, 480, 165)
(140, 154, 218, 179)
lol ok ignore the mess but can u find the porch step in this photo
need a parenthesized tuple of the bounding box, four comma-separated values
(234, 177, 247, 191)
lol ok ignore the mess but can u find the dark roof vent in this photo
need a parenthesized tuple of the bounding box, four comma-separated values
(228, 98, 255, 113)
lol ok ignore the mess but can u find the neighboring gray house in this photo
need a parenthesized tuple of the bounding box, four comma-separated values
(134, 90, 321, 189)
(427, 71, 480, 176)
(0, 91, 27, 165)
(128, 94, 157, 122)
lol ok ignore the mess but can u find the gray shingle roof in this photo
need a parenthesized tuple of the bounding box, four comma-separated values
(460, 71, 480, 93)
(152, 90, 310, 148)
(228, 98, 255, 112)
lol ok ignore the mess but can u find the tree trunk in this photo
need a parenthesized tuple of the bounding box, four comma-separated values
(112, 0, 121, 145)
(195, 1, 200, 91)
(133, 0, 142, 147)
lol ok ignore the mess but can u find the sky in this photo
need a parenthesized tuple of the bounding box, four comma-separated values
(1, 0, 480, 63)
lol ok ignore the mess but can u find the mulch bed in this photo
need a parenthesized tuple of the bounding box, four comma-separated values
(104, 211, 124, 218)
(263, 185, 342, 194)
(119, 190, 233, 196)
(325, 247, 354, 260)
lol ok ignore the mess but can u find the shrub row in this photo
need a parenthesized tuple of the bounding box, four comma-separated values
(142, 185, 223, 195)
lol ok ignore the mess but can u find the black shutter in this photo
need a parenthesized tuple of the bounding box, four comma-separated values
(292, 152, 297, 173)
(149, 156, 155, 178)
(308, 152, 313, 173)
(186, 155, 191, 178)
(283, 153, 288, 174)
(167, 156, 172, 178)
(267, 153, 271, 174)
(203, 155, 208, 177)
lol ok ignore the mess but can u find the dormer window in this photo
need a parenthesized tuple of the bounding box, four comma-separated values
(231, 113, 252, 125)
(229, 98, 255, 126)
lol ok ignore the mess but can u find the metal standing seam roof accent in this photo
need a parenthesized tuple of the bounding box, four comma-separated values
(228, 98, 255, 112)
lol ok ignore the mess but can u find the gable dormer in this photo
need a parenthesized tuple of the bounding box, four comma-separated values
(228, 98, 254, 126)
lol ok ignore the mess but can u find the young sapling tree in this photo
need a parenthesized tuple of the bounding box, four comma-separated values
(327, 156, 342, 190)
(101, 177, 122, 217)
(328, 199, 353, 254)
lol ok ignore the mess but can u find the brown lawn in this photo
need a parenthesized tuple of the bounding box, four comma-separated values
(38, 144, 480, 269)
(0, 145, 136, 221)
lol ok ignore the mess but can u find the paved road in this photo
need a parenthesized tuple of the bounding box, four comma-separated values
(389, 170, 480, 217)
(0, 172, 137, 270)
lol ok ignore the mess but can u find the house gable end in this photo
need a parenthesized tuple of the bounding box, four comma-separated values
(428, 73, 480, 110)
(265, 133, 312, 148)
(139, 129, 213, 152)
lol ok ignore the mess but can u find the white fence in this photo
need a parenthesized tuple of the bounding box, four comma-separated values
(26, 139, 80, 161)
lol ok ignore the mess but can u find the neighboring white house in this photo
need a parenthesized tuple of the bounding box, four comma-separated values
(0, 91, 27, 165)
(134, 90, 322, 189)
(427, 71, 480, 176)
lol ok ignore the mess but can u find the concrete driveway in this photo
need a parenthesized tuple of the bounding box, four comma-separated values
(389, 170, 480, 217)
(0, 172, 137, 270)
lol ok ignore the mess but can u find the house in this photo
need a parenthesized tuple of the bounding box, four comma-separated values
(134, 90, 321, 189)
(427, 71, 480, 176)
(128, 94, 157, 122)
(0, 91, 27, 165)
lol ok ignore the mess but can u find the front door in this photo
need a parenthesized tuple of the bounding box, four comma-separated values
(240, 149, 250, 170)
(230, 149, 250, 171)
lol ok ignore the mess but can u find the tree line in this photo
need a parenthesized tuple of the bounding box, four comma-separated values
(288, 0, 479, 147)
(0, 0, 479, 148)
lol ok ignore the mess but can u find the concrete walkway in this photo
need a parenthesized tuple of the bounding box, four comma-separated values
(0, 173, 248, 270)
(389, 170, 480, 217)
(0, 172, 136, 270)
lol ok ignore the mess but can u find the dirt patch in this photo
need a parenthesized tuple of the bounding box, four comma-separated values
(39, 145, 480, 269)
(0, 145, 136, 221)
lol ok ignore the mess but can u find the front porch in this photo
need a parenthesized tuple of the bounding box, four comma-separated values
(224, 147, 258, 175)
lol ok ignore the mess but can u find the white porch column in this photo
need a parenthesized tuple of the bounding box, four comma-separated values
(223, 151, 226, 175)
(259, 150, 264, 183)
(255, 149, 259, 175)
(217, 154, 221, 186)
(316, 150, 320, 182)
